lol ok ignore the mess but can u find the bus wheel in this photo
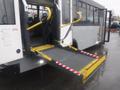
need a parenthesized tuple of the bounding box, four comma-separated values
(72, 39, 78, 48)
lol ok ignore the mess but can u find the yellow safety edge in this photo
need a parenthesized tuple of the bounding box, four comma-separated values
(31, 44, 54, 61)
(36, 51, 52, 61)
(79, 56, 106, 83)
(68, 46, 78, 51)
(31, 44, 54, 52)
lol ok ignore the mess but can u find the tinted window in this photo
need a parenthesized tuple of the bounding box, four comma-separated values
(87, 5, 93, 24)
(94, 8, 99, 24)
(74, 1, 87, 25)
(62, 0, 70, 24)
(27, 5, 48, 26)
(0, 0, 15, 25)
(73, 1, 103, 26)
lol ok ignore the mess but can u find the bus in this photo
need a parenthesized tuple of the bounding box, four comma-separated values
(72, 0, 112, 49)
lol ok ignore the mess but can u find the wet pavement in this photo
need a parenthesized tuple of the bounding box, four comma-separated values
(0, 33, 120, 90)
(86, 33, 120, 90)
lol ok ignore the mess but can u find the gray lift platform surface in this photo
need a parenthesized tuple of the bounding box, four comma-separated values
(31, 44, 106, 83)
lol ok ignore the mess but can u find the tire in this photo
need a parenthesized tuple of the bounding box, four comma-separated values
(72, 39, 78, 48)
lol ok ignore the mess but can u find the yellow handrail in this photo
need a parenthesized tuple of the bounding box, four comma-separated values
(46, 7, 52, 21)
(27, 22, 43, 31)
(27, 7, 52, 31)
(61, 11, 82, 28)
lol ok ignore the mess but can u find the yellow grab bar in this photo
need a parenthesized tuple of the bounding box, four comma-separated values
(61, 11, 82, 28)
(46, 7, 52, 21)
(27, 21, 42, 31)
(36, 51, 52, 61)
(27, 7, 52, 31)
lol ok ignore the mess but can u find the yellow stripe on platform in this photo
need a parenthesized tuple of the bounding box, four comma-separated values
(79, 56, 106, 83)
(68, 46, 78, 51)
(31, 44, 54, 52)
(36, 51, 52, 61)
(31, 44, 54, 61)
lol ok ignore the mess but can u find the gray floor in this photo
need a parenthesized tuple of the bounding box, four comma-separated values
(0, 33, 120, 90)
(86, 33, 120, 90)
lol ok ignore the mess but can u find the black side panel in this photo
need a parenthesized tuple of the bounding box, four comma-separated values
(19, 56, 48, 73)
(19, 0, 31, 54)
(50, 4, 60, 44)
(103, 9, 107, 43)
(105, 11, 112, 42)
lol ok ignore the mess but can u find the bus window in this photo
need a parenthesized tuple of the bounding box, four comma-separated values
(87, 5, 93, 24)
(62, 0, 70, 24)
(80, 3, 87, 22)
(0, 0, 15, 25)
(72, 0, 78, 21)
(73, 0, 102, 26)
(94, 8, 99, 24)
(75, 2, 87, 25)
(98, 9, 104, 24)
(27, 5, 48, 26)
